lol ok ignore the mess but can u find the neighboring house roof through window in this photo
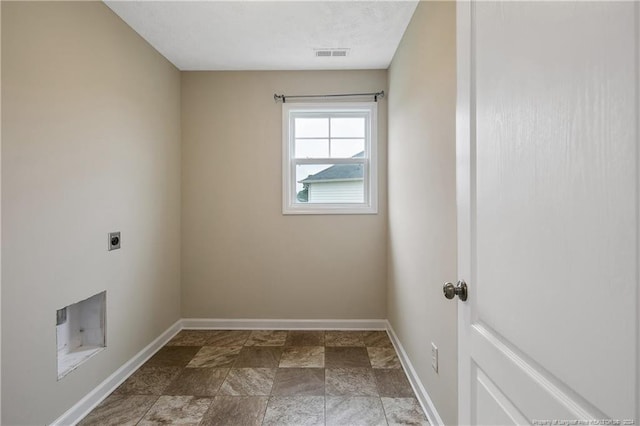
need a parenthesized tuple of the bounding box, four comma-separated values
(300, 152, 365, 183)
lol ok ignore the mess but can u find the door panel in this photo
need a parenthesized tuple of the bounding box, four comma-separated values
(472, 324, 597, 421)
(477, 367, 528, 426)
(457, 1, 639, 424)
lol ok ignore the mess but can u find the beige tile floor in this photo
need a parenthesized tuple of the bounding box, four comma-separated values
(79, 330, 429, 425)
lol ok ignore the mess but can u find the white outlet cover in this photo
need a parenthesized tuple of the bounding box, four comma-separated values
(431, 342, 438, 373)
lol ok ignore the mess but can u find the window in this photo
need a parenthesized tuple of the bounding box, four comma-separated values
(282, 102, 378, 214)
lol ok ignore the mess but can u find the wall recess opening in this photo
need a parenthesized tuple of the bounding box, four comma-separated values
(56, 291, 106, 380)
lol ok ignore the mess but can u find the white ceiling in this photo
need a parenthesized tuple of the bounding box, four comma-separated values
(103, 1, 418, 71)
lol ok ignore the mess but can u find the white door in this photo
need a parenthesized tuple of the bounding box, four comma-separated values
(456, 2, 639, 424)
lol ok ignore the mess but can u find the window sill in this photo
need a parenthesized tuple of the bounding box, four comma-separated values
(283, 204, 378, 215)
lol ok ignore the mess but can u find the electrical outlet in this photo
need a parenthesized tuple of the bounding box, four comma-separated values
(108, 231, 121, 251)
(431, 342, 438, 373)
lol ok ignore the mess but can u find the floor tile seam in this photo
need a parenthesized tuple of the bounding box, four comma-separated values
(379, 395, 392, 426)
(215, 362, 234, 397)
(324, 387, 327, 426)
(133, 395, 161, 426)
(203, 395, 220, 426)
(196, 397, 216, 426)
(258, 393, 270, 426)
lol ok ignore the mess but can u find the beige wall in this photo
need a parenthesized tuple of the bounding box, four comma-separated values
(0, 2, 3, 420)
(387, 2, 458, 424)
(0, 2, 3, 421)
(181, 71, 387, 319)
(1, 2, 181, 424)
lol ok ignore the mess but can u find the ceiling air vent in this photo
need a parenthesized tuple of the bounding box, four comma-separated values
(315, 48, 349, 58)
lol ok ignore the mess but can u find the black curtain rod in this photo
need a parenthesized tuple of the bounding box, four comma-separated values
(274, 91, 385, 103)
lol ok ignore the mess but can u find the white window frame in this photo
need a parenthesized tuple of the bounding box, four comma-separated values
(282, 102, 378, 215)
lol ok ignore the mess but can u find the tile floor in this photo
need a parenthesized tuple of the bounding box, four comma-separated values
(79, 330, 429, 426)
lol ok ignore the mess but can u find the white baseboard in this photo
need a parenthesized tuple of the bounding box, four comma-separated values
(50, 319, 182, 426)
(386, 321, 445, 426)
(182, 317, 387, 330)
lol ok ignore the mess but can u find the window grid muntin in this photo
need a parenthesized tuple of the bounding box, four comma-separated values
(293, 112, 370, 161)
